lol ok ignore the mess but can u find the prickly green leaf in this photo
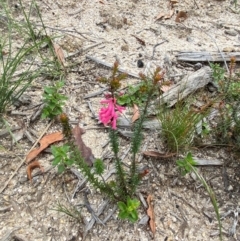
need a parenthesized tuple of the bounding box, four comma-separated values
(93, 158, 105, 175)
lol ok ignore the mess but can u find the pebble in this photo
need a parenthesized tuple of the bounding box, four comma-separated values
(186, 36, 193, 42)
(121, 44, 129, 51)
(224, 29, 238, 36)
(228, 185, 233, 191)
(137, 59, 144, 68)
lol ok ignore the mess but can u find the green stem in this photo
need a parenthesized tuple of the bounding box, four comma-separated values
(188, 163, 222, 241)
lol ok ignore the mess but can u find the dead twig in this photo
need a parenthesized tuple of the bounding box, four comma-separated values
(152, 40, 168, 59)
(83, 199, 109, 240)
(86, 55, 140, 79)
(84, 87, 109, 99)
(170, 191, 200, 214)
(193, 25, 229, 73)
(66, 43, 104, 60)
(83, 189, 105, 226)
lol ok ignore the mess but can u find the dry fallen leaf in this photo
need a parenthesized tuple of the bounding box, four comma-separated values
(155, 12, 165, 21)
(159, 80, 173, 92)
(138, 169, 149, 179)
(161, 85, 173, 92)
(170, 0, 179, 7)
(143, 151, 176, 158)
(175, 11, 188, 23)
(147, 195, 156, 237)
(26, 160, 44, 182)
(131, 104, 140, 122)
(26, 132, 64, 163)
(72, 125, 95, 166)
(164, 9, 174, 19)
(53, 42, 65, 66)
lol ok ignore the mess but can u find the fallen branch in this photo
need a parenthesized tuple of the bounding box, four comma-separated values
(176, 51, 240, 63)
(154, 66, 212, 107)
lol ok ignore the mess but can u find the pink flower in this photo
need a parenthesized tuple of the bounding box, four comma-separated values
(99, 98, 125, 129)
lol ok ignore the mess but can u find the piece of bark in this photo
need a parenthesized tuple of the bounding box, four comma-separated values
(176, 51, 240, 62)
(193, 158, 223, 166)
(72, 125, 95, 166)
(154, 66, 212, 107)
(117, 117, 161, 130)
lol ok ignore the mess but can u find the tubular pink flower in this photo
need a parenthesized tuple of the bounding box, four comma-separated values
(99, 97, 125, 129)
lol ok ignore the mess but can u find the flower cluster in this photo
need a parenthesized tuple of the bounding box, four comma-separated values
(99, 97, 125, 129)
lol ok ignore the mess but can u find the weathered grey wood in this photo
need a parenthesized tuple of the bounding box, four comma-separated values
(176, 51, 240, 62)
(193, 158, 223, 166)
(154, 66, 212, 107)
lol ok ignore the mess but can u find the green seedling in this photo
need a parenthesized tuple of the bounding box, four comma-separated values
(41, 81, 68, 119)
(117, 83, 151, 107)
(158, 102, 207, 152)
(52, 201, 83, 224)
(210, 63, 225, 83)
(117, 197, 140, 223)
(51, 144, 73, 173)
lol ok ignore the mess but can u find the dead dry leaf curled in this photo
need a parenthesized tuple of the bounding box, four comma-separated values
(131, 104, 140, 123)
(147, 195, 156, 237)
(72, 125, 95, 166)
(53, 42, 65, 66)
(175, 11, 188, 23)
(26, 160, 44, 182)
(26, 132, 64, 163)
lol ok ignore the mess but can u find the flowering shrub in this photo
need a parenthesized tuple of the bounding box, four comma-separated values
(99, 97, 125, 129)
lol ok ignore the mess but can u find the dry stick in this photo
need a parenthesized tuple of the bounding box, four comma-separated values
(0, 120, 53, 194)
(193, 0, 199, 9)
(84, 87, 109, 99)
(83, 190, 105, 226)
(34, 24, 93, 41)
(193, 25, 229, 73)
(151, 40, 168, 59)
(86, 101, 97, 118)
(86, 55, 140, 79)
(84, 199, 109, 235)
(170, 191, 200, 214)
(102, 205, 117, 224)
(66, 42, 104, 60)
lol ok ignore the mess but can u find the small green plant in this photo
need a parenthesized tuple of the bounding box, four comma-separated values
(209, 63, 225, 84)
(117, 197, 140, 223)
(0, 0, 65, 117)
(117, 82, 153, 107)
(211, 58, 240, 149)
(52, 201, 83, 224)
(51, 144, 73, 173)
(176, 152, 197, 175)
(158, 101, 208, 152)
(176, 153, 222, 241)
(41, 81, 68, 119)
(56, 63, 164, 222)
(0, 41, 40, 114)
